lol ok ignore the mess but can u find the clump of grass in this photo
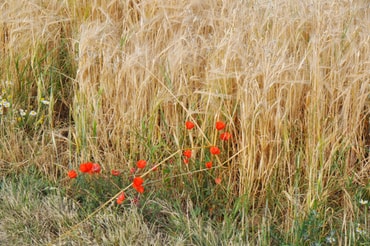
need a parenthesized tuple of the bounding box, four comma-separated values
(0, 0, 369, 245)
(0, 167, 178, 245)
(0, 168, 77, 245)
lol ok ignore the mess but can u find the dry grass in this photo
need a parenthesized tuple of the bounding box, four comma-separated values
(1, 0, 369, 245)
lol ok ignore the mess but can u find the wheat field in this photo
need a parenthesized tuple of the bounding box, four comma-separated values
(0, 0, 369, 245)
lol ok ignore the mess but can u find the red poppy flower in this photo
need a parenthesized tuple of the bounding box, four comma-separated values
(215, 121, 226, 131)
(205, 161, 213, 169)
(79, 162, 93, 173)
(215, 177, 222, 184)
(92, 163, 101, 173)
(185, 121, 195, 130)
(134, 185, 144, 194)
(117, 192, 125, 204)
(183, 158, 189, 164)
(136, 159, 147, 169)
(133, 177, 145, 193)
(183, 150, 192, 159)
(130, 167, 136, 174)
(111, 170, 120, 176)
(210, 146, 221, 155)
(220, 132, 232, 141)
(133, 177, 144, 186)
(68, 170, 78, 179)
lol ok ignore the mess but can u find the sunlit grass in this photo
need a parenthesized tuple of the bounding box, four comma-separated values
(0, 0, 369, 245)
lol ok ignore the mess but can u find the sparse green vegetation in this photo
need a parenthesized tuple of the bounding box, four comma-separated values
(0, 0, 369, 245)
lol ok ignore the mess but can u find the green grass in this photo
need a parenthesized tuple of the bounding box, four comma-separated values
(0, 168, 251, 245)
(1, 0, 369, 245)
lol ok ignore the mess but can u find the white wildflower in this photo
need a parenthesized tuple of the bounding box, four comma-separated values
(3, 101, 10, 108)
(41, 99, 50, 105)
(359, 199, 368, 205)
(19, 109, 26, 117)
(5, 80, 13, 86)
(326, 236, 336, 244)
(356, 224, 367, 235)
(29, 110, 37, 116)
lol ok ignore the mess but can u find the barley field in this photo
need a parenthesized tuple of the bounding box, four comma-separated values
(0, 0, 369, 245)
